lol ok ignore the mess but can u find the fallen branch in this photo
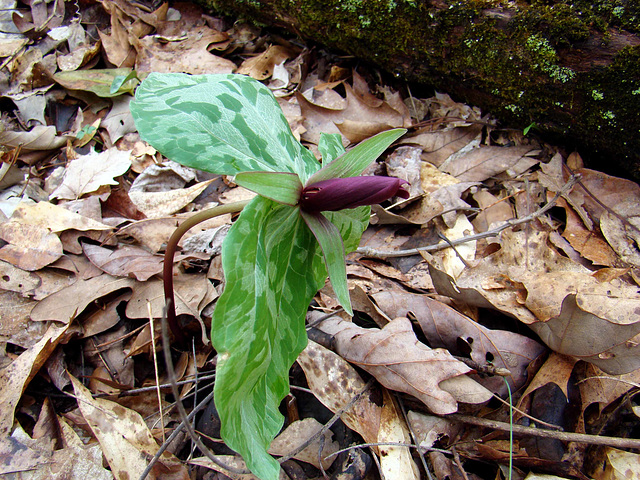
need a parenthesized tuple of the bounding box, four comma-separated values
(447, 413, 640, 449)
(356, 175, 580, 259)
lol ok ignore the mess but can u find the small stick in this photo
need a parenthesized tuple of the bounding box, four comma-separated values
(447, 413, 640, 449)
(357, 175, 580, 259)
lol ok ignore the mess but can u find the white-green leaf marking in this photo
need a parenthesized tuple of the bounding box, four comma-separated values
(130, 73, 319, 181)
(318, 132, 345, 165)
(212, 197, 324, 480)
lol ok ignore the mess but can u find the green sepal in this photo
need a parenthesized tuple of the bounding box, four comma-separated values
(306, 128, 406, 184)
(318, 133, 346, 165)
(300, 210, 352, 316)
(234, 171, 302, 206)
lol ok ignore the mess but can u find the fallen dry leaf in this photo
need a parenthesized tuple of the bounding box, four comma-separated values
(0, 222, 63, 270)
(134, 25, 236, 75)
(236, 44, 294, 80)
(268, 418, 338, 470)
(0, 323, 69, 436)
(593, 447, 640, 480)
(316, 317, 489, 414)
(297, 340, 383, 448)
(128, 178, 215, 217)
(30, 275, 135, 324)
(442, 145, 539, 182)
(69, 374, 189, 480)
(82, 243, 164, 281)
(430, 229, 640, 374)
(372, 290, 546, 396)
(377, 388, 420, 480)
(9, 201, 113, 233)
(297, 72, 408, 145)
(51, 148, 132, 200)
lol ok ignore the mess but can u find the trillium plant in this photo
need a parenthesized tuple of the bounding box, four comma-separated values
(130, 73, 408, 480)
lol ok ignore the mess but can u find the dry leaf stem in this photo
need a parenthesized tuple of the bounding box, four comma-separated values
(163, 199, 250, 342)
(447, 413, 640, 449)
(357, 175, 580, 259)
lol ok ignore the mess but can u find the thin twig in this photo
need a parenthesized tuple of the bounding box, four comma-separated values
(138, 389, 216, 480)
(323, 442, 451, 460)
(563, 163, 640, 238)
(277, 379, 375, 464)
(160, 300, 251, 475)
(357, 175, 580, 259)
(148, 302, 165, 445)
(447, 413, 640, 449)
(397, 394, 433, 480)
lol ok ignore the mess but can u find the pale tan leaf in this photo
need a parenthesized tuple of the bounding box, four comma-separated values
(0, 125, 69, 151)
(435, 214, 476, 278)
(296, 73, 407, 145)
(0, 222, 63, 270)
(377, 388, 420, 480)
(189, 455, 290, 479)
(69, 374, 188, 480)
(430, 229, 640, 374)
(269, 418, 338, 470)
(0, 323, 68, 436)
(134, 25, 236, 75)
(236, 44, 294, 80)
(30, 275, 135, 324)
(317, 317, 474, 414)
(517, 353, 576, 410)
(125, 273, 213, 319)
(116, 212, 232, 252)
(594, 447, 640, 480)
(401, 124, 482, 168)
(128, 179, 215, 218)
(9, 201, 112, 233)
(82, 243, 164, 281)
(406, 410, 460, 451)
(297, 340, 382, 447)
(443, 145, 539, 182)
(102, 96, 136, 143)
(50, 148, 132, 200)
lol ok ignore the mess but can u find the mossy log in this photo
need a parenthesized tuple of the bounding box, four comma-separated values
(199, 0, 640, 180)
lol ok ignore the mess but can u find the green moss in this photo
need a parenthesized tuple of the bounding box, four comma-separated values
(201, 0, 640, 178)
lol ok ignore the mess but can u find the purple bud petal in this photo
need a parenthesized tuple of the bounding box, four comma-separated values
(300, 176, 410, 212)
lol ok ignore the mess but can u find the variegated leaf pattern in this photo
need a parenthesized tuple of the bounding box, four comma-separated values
(307, 128, 406, 184)
(318, 132, 345, 165)
(212, 197, 324, 480)
(324, 206, 371, 254)
(130, 73, 320, 182)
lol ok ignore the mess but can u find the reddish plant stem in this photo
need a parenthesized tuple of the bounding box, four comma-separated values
(163, 200, 250, 343)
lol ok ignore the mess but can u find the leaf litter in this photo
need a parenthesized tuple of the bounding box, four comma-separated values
(2, 0, 640, 478)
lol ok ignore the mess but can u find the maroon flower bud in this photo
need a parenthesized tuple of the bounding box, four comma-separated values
(300, 176, 410, 212)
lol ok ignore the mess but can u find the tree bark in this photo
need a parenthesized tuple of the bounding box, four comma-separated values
(198, 0, 640, 180)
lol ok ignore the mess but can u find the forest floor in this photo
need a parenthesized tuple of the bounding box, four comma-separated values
(1, 1, 640, 479)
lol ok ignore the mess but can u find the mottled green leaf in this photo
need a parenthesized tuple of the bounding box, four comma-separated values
(300, 210, 351, 315)
(318, 133, 345, 165)
(234, 171, 302, 206)
(306, 128, 406, 184)
(130, 73, 319, 180)
(212, 197, 324, 480)
(110, 71, 139, 94)
(324, 206, 371, 254)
